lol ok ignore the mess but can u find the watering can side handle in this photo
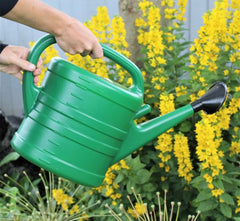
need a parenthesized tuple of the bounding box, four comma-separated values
(23, 34, 145, 115)
(100, 43, 144, 94)
(23, 35, 56, 115)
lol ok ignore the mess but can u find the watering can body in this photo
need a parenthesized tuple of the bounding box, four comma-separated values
(11, 35, 227, 187)
(11, 34, 146, 186)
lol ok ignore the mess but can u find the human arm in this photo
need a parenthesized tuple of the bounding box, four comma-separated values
(3, 0, 103, 58)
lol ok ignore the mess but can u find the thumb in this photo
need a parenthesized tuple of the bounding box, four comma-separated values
(13, 56, 36, 72)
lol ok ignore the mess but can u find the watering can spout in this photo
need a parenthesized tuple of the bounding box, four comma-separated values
(111, 82, 227, 165)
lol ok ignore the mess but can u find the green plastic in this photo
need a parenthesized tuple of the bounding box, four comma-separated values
(11, 34, 194, 187)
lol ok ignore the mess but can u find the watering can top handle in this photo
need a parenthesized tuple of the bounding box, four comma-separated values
(23, 34, 144, 115)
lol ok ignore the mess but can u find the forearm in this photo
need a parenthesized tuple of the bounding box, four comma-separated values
(2, 0, 103, 58)
(3, 0, 72, 37)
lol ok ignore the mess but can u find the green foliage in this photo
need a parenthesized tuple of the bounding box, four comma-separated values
(0, 152, 20, 167)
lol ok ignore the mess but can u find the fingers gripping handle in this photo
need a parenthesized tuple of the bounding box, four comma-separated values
(23, 34, 144, 115)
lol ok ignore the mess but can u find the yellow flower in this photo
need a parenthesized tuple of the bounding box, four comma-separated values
(52, 189, 74, 211)
(165, 165, 170, 172)
(230, 0, 240, 9)
(195, 114, 225, 179)
(161, 176, 167, 181)
(211, 188, 224, 197)
(208, 183, 214, 189)
(159, 162, 164, 168)
(224, 69, 229, 75)
(127, 202, 147, 218)
(236, 208, 240, 214)
(79, 213, 89, 220)
(203, 174, 213, 183)
(159, 93, 175, 115)
(229, 141, 240, 156)
(174, 133, 194, 183)
(175, 85, 187, 97)
(69, 205, 80, 215)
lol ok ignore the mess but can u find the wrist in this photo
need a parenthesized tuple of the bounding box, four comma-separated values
(50, 15, 75, 37)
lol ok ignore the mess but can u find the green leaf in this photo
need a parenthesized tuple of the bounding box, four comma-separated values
(128, 155, 145, 171)
(220, 193, 235, 206)
(0, 152, 20, 167)
(220, 204, 232, 218)
(221, 175, 233, 184)
(197, 199, 218, 212)
(234, 189, 240, 197)
(135, 169, 151, 184)
(213, 179, 224, 190)
(231, 178, 240, 185)
(191, 175, 205, 185)
(115, 173, 124, 184)
(126, 180, 135, 194)
(195, 190, 212, 203)
(179, 120, 192, 132)
(142, 183, 157, 193)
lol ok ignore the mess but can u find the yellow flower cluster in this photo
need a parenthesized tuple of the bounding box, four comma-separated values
(211, 188, 224, 197)
(228, 9, 240, 59)
(203, 174, 213, 189)
(161, 0, 188, 21)
(155, 93, 175, 180)
(229, 140, 240, 156)
(190, 0, 229, 72)
(159, 93, 175, 115)
(175, 85, 187, 97)
(176, 0, 188, 21)
(136, 3, 165, 66)
(156, 133, 173, 164)
(87, 6, 111, 44)
(136, 0, 166, 92)
(189, 0, 240, 86)
(195, 114, 224, 174)
(136, 0, 188, 94)
(110, 16, 129, 54)
(93, 159, 129, 205)
(52, 188, 90, 220)
(195, 115, 225, 197)
(195, 94, 240, 199)
(174, 133, 194, 183)
(52, 189, 74, 211)
(127, 202, 147, 218)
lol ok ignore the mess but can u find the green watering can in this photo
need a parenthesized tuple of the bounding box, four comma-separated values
(11, 34, 227, 187)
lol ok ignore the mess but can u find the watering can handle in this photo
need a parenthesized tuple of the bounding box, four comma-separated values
(23, 34, 144, 115)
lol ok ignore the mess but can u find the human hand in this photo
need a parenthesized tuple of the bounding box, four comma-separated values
(55, 18, 103, 58)
(0, 45, 42, 85)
